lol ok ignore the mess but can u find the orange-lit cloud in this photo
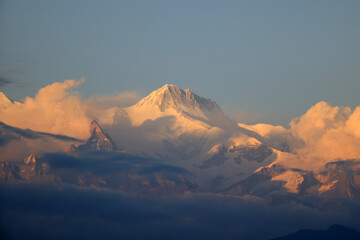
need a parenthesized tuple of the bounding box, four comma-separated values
(0, 79, 140, 140)
(0, 79, 89, 139)
(277, 101, 360, 170)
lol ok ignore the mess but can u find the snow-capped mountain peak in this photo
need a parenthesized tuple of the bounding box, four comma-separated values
(127, 84, 236, 129)
(135, 84, 221, 113)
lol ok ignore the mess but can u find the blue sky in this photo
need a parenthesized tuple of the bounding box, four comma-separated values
(1, 0, 360, 125)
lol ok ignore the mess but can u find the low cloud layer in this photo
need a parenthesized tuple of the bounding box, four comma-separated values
(0, 122, 81, 160)
(0, 184, 359, 240)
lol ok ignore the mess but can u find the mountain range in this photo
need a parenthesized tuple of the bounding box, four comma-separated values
(1, 84, 360, 200)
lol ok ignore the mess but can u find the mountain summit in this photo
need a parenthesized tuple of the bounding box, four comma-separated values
(135, 84, 221, 113)
(127, 84, 236, 129)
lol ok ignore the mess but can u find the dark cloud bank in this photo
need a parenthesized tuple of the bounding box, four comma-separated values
(1, 184, 360, 240)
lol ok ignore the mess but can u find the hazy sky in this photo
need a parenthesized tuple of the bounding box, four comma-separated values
(1, 0, 360, 125)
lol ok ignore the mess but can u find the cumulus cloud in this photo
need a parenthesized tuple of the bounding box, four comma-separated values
(0, 79, 140, 140)
(277, 101, 360, 170)
(0, 79, 89, 139)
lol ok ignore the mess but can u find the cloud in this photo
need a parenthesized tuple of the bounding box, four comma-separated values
(276, 101, 360, 170)
(0, 79, 90, 139)
(0, 122, 81, 160)
(0, 184, 359, 240)
(0, 79, 141, 140)
(0, 138, 75, 161)
(0, 77, 12, 87)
